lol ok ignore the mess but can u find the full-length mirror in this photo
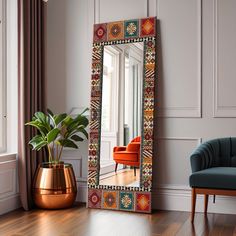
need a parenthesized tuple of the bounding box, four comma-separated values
(99, 42, 144, 187)
(88, 17, 156, 212)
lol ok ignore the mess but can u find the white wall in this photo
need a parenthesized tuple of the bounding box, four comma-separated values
(46, 0, 66, 113)
(46, 0, 236, 214)
(47, 0, 92, 113)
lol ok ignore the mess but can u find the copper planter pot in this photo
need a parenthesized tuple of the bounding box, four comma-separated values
(33, 162, 77, 209)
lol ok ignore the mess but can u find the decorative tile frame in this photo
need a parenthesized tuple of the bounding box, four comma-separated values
(88, 17, 157, 213)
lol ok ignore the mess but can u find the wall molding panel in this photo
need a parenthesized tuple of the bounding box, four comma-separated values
(0, 156, 20, 215)
(154, 137, 201, 188)
(213, 0, 236, 117)
(98, 0, 149, 23)
(0, 194, 20, 215)
(157, 0, 202, 118)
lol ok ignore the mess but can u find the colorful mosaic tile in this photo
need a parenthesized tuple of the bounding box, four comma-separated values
(88, 189, 102, 208)
(88, 169, 98, 184)
(140, 17, 156, 37)
(124, 20, 139, 38)
(119, 192, 134, 211)
(102, 191, 119, 210)
(94, 23, 107, 42)
(135, 192, 151, 212)
(92, 45, 103, 61)
(107, 21, 124, 41)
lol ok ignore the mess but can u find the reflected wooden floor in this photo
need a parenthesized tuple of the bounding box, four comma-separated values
(0, 204, 235, 236)
(99, 169, 140, 186)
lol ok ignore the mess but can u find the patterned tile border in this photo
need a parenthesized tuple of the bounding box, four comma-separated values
(87, 187, 152, 213)
(88, 17, 157, 213)
(93, 17, 156, 43)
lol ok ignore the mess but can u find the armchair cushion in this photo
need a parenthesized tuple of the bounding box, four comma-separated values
(189, 167, 236, 190)
(113, 152, 139, 162)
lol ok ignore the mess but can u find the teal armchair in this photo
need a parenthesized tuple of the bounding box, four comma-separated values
(189, 137, 236, 222)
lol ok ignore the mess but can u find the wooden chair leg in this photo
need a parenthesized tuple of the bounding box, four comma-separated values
(115, 163, 118, 172)
(134, 167, 136, 176)
(191, 188, 197, 223)
(204, 194, 209, 214)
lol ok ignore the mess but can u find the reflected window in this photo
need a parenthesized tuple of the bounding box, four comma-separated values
(102, 48, 118, 132)
(124, 45, 143, 145)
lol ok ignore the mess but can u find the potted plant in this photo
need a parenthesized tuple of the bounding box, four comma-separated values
(26, 108, 89, 209)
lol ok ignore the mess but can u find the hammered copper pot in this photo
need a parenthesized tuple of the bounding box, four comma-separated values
(33, 162, 77, 209)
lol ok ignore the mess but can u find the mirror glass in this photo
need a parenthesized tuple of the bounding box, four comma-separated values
(99, 42, 144, 187)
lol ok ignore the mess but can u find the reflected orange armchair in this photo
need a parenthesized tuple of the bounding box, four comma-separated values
(113, 136, 141, 176)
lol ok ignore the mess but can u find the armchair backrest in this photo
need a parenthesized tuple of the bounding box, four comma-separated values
(131, 136, 141, 143)
(127, 136, 141, 153)
(190, 137, 236, 172)
(127, 142, 140, 152)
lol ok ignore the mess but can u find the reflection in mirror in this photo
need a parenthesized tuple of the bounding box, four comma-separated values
(99, 42, 144, 187)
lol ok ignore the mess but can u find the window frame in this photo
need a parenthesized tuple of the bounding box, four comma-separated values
(102, 47, 119, 133)
(0, 0, 7, 153)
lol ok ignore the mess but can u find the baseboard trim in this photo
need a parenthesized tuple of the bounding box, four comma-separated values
(0, 194, 21, 215)
(152, 186, 236, 215)
(77, 182, 236, 214)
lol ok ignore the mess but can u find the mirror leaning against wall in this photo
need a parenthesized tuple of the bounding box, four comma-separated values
(88, 17, 157, 213)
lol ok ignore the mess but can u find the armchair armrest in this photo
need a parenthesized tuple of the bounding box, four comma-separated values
(190, 142, 217, 173)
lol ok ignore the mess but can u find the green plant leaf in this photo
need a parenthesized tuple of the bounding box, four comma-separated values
(34, 111, 47, 123)
(25, 121, 48, 136)
(69, 127, 88, 139)
(33, 140, 48, 151)
(62, 115, 73, 126)
(47, 128, 60, 143)
(67, 121, 81, 133)
(54, 113, 67, 126)
(57, 139, 78, 149)
(78, 127, 88, 139)
(48, 113, 56, 127)
(34, 112, 51, 131)
(71, 135, 84, 142)
(29, 135, 44, 144)
(74, 115, 89, 127)
(29, 135, 44, 149)
(66, 114, 89, 136)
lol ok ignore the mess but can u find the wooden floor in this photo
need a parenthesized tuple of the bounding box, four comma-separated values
(100, 169, 140, 186)
(0, 204, 235, 236)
